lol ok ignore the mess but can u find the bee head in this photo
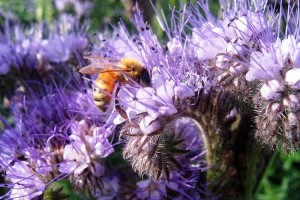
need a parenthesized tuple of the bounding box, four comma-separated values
(121, 58, 151, 86)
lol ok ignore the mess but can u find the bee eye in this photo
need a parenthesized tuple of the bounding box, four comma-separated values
(141, 69, 151, 86)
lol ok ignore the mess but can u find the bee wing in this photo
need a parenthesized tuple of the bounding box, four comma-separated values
(80, 55, 130, 74)
(99, 68, 130, 73)
(79, 64, 104, 74)
(79, 63, 130, 74)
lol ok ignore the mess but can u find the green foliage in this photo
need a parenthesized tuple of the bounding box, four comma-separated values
(90, 0, 127, 31)
(152, 0, 220, 41)
(255, 151, 300, 200)
(43, 180, 82, 200)
(0, 0, 37, 25)
(35, 0, 56, 22)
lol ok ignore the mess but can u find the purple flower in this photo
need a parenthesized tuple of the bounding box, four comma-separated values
(247, 33, 300, 99)
(114, 66, 194, 135)
(285, 68, 300, 88)
(3, 0, 300, 199)
(0, 14, 89, 77)
(136, 171, 201, 200)
(94, 175, 120, 199)
(188, 9, 267, 62)
(226, 11, 267, 41)
(280, 35, 300, 65)
(41, 35, 71, 63)
(246, 50, 282, 81)
(259, 80, 284, 101)
(167, 38, 183, 56)
(0, 125, 58, 199)
(136, 180, 167, 200)
(0, 85, 112, 199)
(0, 43, 16, 75)
(41, 34, 88, 63)
(7, 161, 46, 199)
(249, 32, 300, 150)
(59, 120, 114, 177)
(191, 22, 228, 60)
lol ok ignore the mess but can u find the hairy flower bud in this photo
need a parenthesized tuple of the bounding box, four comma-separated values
(121, 116, 203, 181)
(255, 89, 300, 151)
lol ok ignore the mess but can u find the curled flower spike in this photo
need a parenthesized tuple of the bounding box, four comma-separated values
(250, 34, 300, 151)
(121, 116, 204, 181)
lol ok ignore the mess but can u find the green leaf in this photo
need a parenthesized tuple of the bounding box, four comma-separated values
(43, 180, 82, 200)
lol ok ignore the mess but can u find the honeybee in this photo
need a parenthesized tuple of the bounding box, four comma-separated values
(79, 56, 151, 112)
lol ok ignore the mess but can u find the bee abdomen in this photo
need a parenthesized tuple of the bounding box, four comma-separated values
(93, 87, 111, 112)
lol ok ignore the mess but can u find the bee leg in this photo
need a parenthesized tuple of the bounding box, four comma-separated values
(115, 86, 129, 120)
(115, 99, 128, 120)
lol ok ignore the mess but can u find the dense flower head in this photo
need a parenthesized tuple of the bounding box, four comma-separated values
(0, 91, 114, 199)
(0, 124, 61, 199)
(0, 64, 112, 198)
(0, 13, 105, 199)
(68, 0, 300, 197)
(58, 120, 115, 194)
(2, 0, 300, 199)
(243, 16, 300, 151)
(0, 14, 89, 81)
(79, 8, 210, 186)
(179, 1, 300, 151)
(0, 120, 116, 199)
(59, 120, 114, 176)
(252, 36, 300, 150)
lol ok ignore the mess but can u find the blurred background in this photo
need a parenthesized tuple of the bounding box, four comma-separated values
(0, 0, 299, 199)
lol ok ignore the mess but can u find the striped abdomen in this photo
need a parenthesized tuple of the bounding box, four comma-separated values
(93, 71, 122, 112)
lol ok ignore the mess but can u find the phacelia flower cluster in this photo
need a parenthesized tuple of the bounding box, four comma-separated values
(1, 0, 300, 199)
